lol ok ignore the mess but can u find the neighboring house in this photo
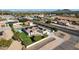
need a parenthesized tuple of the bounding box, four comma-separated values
(0, 15, 15, 20)
(54, 16, 79, 22)
(0, 21, 6, 27)
(24, 16, 33, 20)
(24, 21, 36, 26)
(23, 26, 43, 36)
(6, 20, 19, 24)
(13, 22, 23, 29)
(30, 22, 35, 26)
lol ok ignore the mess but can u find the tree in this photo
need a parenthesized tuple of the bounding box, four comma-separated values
(72, 21, 77, 25)
(18, 17, 27, 22)
(75, 13, 79, 18)
(52, 28, 58, 32)
(13, 31, 21, 41)
(9, 23, 13, 28)
(45, 19, 51, 24)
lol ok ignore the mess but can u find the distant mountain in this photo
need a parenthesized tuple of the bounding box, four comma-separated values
(53, 9, 72, 13)
(0, 9, 77, 12)
(0, 9, 57, 12)
(0, 9, 79, 13)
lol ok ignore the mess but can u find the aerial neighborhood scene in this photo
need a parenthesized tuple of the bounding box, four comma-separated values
(0, 9, 79, 50)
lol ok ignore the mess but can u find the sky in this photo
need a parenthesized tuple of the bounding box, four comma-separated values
(0, 9, 79, 12)
(0, 0, 79, 9)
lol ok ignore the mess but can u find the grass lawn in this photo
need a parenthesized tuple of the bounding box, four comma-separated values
(9, 23, 32, 46)
(19, 32, 32, 45)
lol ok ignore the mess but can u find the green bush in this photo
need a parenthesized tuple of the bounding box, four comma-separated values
(34, 35, 42, 41)
(45, 19, 51, 24)
(0, 39, 12, 47)
(19, 19, 26, 22)
(52, 28, 58, 32)
(9, 23, 13, 28)
(43, 33, 48, 38)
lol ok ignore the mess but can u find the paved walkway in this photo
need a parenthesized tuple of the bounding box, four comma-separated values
(39, 31, 70, 50)
(39, 35, 64, 50)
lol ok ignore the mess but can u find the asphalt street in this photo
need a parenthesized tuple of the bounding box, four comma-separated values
(33, 21, 79, 36)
